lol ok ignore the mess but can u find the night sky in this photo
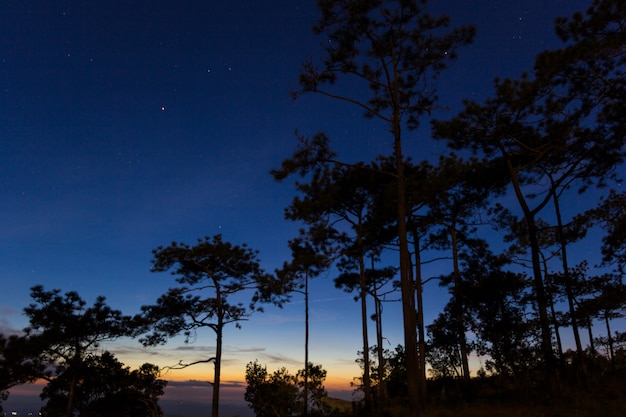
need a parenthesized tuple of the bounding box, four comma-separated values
(0, 0, 605, 413)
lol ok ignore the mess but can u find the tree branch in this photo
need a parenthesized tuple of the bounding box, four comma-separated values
(164, 357, 216, 371)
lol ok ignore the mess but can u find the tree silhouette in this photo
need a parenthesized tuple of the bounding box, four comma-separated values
(244, 361, 330, 417)
(536, 0, 626, 147)
(426, 305, 464, 380)
(432, 53, 624, 396)
(279, 160, 382, 410)
(423, 155, 506, 394)
(40, 351, 166, 417)
(245, 360, 299, 417)
(138, 235, 272, 417)
(24, 286, 133, 417)
(274, 232, 331, 417)
(296, 363, 330, 416)
(0, 333, 43, 414)
(578, 273, 626, 367)
(460, 245, 536, 382)
(291, 1, 476, 412)
(380, 345, 407, 401)
(585, 189, 626, 272)
(335, 262, 397, 405)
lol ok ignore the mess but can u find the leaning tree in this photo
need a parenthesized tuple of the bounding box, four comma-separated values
(432, 0, 626, 396)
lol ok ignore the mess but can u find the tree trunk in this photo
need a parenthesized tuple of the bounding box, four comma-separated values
(409, 224, 427, 406)
(374, 292, 387, 405)
(66, 375, 77, 417)
(504, 153, 559, 397)
(395, 130, 420, 416)
(450, 225, 472, 395)
(542, 260, 564, 362)
(416, 270, 426, 405)
(213, 285, 223, 417)
(66, 347, 81, 417)
(304, 273, 310, 417)
(358, 247, 372, 412)
(604, 311, 615, 365)
(213, 321, 222, 417)
(552, 189, 586, 380)
(525, 207, 559, 394)
(371, 254, 387, 405)
(586, 316, 596, 356)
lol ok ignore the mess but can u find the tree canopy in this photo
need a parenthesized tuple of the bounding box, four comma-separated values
(138, 234, 275, 417)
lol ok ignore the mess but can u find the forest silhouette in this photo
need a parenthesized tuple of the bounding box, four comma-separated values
(1, 1, 625, 417)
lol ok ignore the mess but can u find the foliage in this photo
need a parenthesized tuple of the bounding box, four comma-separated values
(245, 360, 331, 417)
(297, 363, 330, 416)
(384, 345, 408, 400)
(273, 232, 334, 417)
(23, 285, 134, 417)
(138, 234, 274, 417)
(0, 333, 43, 414)
(274, 233, 332, 300)
(288, 1, 476, 412)
(245, 361, 299, 417)
(430, 0, 626, 397)
(353, 344, 409, 404)
(298, 0, 476, 129)
(275, 153, 393, 409)
(139, 235, 270, 344)
(3, 287, 164, 417)
(40, 351, 166, 417)
(585, 189, 626, 271)
(4, 2, 626, 417)
(24, 286, 133, 360)
(462, 248, 538, 380)
(426, 307, 463, 379)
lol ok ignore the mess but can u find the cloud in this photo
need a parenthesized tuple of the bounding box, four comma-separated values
(331, 357, 361, 367)
(111, 343, 214, 358)
(0, 306, 20, 316)
(166, 379, 212, 388)
(165, 379, 245, 390)
(0, 313, 23, 336)
(174, 345, 215, 351)
(107, 343, 161, 357)
(220, 380, 246, 389)
(225, 346, 265, 353)
(257, 352, 301, 367)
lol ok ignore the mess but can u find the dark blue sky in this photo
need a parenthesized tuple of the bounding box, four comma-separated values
(1, 0, 604, 411)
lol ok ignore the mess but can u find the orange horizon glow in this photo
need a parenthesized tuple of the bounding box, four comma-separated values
(161, 367, 356, 392)
(7, 365, 356, 396)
